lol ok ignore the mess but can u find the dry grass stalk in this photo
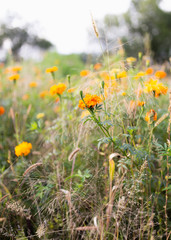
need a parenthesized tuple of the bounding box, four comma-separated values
(91, 13, 99, 38)
(75, 226, 97, 231)
(68, 148, 80, 161)
(0, 194, 10, 203)
(23, 162, 42, 177)
(154, 113, 168, 127)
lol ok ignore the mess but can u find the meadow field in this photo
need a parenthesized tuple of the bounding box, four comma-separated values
(0, 48, 170, 239)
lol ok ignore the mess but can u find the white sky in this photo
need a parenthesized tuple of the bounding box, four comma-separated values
(0, 0, 171, 54)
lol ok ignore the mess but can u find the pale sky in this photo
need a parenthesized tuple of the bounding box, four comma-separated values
(0, 0, 171, 54)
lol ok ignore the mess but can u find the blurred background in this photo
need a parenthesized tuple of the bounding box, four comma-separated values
(0, 0, 171, 63)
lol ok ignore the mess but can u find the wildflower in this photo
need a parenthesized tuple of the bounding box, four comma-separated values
(137, 101, 145, 107)
(144, 78, 168, 97)
(126, 57, 136, 63)
(80, 70, 90, 77)
(0, 106, 5, 116)
(146, 68, 154, 75)
(67, 88, 75, 93)
(15, 141, 32, 157)
(155, 71, 167, 79)
(121, 92, 127, 96)
(145, 109, 157, 123)
(50, 83, 66, 95)
(12, 66, 22, 72)
(8, 74, 20, 81)
(134, 71, 146, 80)
(22, 94, 29, 101)
(46, 66, 58, 73)
(117, 71, 127, 79)
(39, 90, 49, 99)
(36, 113, 45, 119)
(78, 94, 102, 110)
(29, 82, 37, 88)
(94, 63, 102, 70)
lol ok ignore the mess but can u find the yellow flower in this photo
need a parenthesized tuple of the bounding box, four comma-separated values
(67, 88, 75, 93)
(80, 70, 90, 77)
(126, 57, 137, 63)
(78, 94, 102, 110)
(121, 92, 127, 96)
(117, 71, 127, 79)
(15, 141, 32, 157)
(12, 66, 22, 72)
(145, 109, 157, 123)
(50, 83, 66, 95)
(46, 66, 58, 73)
(134, 71, 146, 80)
(8, 74, 20, 81)
(36, 113, 45, 119)
(144, 78, 168, 97)
(29, 82, 37, 88)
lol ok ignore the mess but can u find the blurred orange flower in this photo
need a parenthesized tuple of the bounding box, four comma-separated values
(67, 88, 75, 93)
(94, 63, 102, 70)
(80, 70, 90, 77)
(46, 66, 58, 73)
(145, 109, 157, 123)
(39, 90, 49, 99)
(50, 83, 66, 95)
(0, 106, 5, 116)
(154, 71, 167, 79)
(29, 82, 37, 88)
(146, 68, 154, 75)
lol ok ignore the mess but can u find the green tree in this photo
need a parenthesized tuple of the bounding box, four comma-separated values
(93, 0, 171, 61)
(0, 16, 53, 60)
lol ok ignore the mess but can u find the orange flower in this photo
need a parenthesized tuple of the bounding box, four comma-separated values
(46, 66, 58, 73)
(22, 94, 29, 101)
(67, 88, 75, 93)
(40, 90, 49, 99)
(50, 83, 66, 95)
(94, 63, 102, 70)
(8, 74, 20, 81)
(80, 70, 90, 77)
(145, 109, 157, 123)
(15, 141, 32, 157)
(78, 94, 102, 110)
(146, 68, 154, 75)
(29, 82, 37, 88)
(154, 71, 167, 79)
(0, 106, 5, 116)
(137, 101, 145, 107)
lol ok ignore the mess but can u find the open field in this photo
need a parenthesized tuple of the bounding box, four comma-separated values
(0, 51, 171, 239)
